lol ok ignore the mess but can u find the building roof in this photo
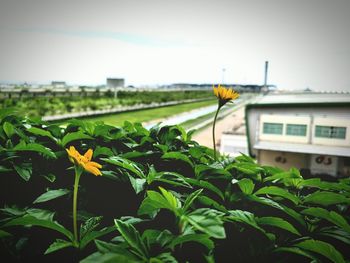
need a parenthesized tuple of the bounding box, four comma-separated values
(254, 141, 350, 157)
(248, 92, 350, 107)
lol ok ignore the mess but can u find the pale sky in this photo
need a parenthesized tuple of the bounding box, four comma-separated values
(0, 0, 350, 91)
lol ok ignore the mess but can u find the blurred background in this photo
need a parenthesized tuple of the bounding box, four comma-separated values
(1, 0, 349, 179)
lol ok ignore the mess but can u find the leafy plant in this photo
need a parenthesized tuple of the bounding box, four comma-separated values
(0, 109, 349, 262)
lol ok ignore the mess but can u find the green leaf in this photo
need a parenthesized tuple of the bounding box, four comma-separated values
(0, 206, 26, 217)
(80, 216, 103, 240)
(80, 226, 115, 249)
(319, 228, 350, 245)
(153, 171, 192, 189)
(263, 168, 302, 183)
(226, 162, 264, 176)
(119, 216, 145, 226)
(295, 239, 345, 263)
(27, 127, 56, 142)
(183, 189, 203, 213)
(13, 163, 32, 181)
(161, 152, 193, 167)
(195, 165, 232, 179)
(257, 216, 301, 236)
(279, 204, 306, 227)
(151, 252, 178, 263)
(169, 234, 214, 250)
(185, 178, 224, 200)
(227, 210, 265, 234)
(3, 215, 73, 241)
(13, 142, 56, 159)
(298, 178, 350, 192)
(197, 196, 228, 213)
(3, 122, 15, 138)
(114, 219, 148, 259)
(94, 239, 135, 255)
(138, 189, 179, 216)
(128, 176, 146, 194)
(185, 208, 226, 239)
(103, 157, 144, 178)
(301, 207, 350, 233)
(42, 173, 56, 183)
(33, 189, 70, 204)
(137, 198, 160, 217)
(159, 187, 181, 211)
(93, 146, 114, 157)
(81, 252, 141, 263)
(274, 247, 317, 261)
(0, 108, 17, 121)
(61, 131, 93, 147)
(238, 178, 255, 195)
(303, 191, 350, 206)
(235, 153, 256, 163)
(44, 239, 73, 254)
(0, 165, 12, 172)
(142, 229, 171, 249)
(0, 229, 12, 238)
(26, 208, 55, 221)
(246, 195, 284, 210)
(255, 186, 300, 205)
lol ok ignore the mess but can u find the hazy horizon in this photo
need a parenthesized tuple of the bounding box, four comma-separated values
(1, 0, 350, 92)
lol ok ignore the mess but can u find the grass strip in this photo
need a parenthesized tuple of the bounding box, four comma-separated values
(77, 99, 217, 126)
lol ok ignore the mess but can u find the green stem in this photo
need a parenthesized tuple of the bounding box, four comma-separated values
(212, 104, 221, 161)
(73, 167, 82, 247)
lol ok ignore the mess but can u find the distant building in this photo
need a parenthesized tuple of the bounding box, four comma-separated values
(51, 81, 66, 88)
(106, 78, 124, 88)
(167, 83, 275, 93)
(245, 93, 350, 178)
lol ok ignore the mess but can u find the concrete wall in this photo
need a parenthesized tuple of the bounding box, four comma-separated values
(258, 150, 308, 170)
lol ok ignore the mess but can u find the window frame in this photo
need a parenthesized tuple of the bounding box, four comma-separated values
(315, 125, 346, 139)
(262, 122, 283, 135)
(286, 124, 307, 137)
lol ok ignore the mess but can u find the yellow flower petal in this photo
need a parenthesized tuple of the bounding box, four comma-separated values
(85, 163, 102, 176)
(66, 146, 102, 176)
(213, 84, 239, 106)
(88, 161, 102, 169)
(84, 149, 93, 161)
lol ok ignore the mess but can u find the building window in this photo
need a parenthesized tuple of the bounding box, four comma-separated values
(315, 125, 346, 139)
(263, 123, 283, 135)
(286, 124, 307, 136)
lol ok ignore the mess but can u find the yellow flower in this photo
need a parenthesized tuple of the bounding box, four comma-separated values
(66, 146, 102, 176)
(213, 84, 239, 106)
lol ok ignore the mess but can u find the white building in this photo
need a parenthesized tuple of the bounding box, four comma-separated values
(245, 93, 350, 178)
(220, 133, 248, 157)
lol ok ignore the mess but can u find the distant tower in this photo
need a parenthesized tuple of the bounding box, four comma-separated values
(264, 61, 269, 88)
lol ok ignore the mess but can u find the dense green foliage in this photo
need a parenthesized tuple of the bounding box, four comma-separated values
(0, 90, 213, 117)
(0, 109, 350, 262)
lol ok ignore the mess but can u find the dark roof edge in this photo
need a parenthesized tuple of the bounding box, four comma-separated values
(246, 102, 350, 110)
